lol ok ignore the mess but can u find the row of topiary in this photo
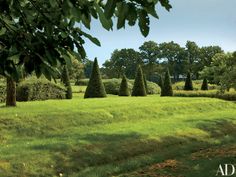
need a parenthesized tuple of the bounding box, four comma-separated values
(84, 58, 172, 98)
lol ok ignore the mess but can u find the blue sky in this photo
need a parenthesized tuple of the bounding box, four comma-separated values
(83, 0, 236, 65)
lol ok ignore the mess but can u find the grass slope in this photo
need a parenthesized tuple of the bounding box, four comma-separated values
(0, 93, 236, 177)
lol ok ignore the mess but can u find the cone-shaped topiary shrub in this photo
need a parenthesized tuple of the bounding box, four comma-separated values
(184, 72, 193, 90)
(84, 58, 107, 98)
(143, 74, 148, 94)
(158, 75, 164, 90)
(118, 75, 130, 96)
(132, 66, 147, 96)
(161, 69, 173, 96)
(61, 65, 72, 99)
(201, 78, 209, 90)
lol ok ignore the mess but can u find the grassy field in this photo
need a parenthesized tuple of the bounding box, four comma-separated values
(0, 90, 236, 177)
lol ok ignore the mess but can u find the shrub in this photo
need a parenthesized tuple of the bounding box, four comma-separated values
(201, 78, 209, 90)
(158, 75, 164, 90)
(132, 66, 147, 96)
(0, 83, 6, 103)
(173, 80, 218, 90)
(161, 69, 173, 96)
(61, 65, 72, 99)
(184, 72, 193, 90)
(143, 74, 148, 94)
(174, 90, 236, 101)
(16, 77, 66, 101)
(119, 75, 130, 96)
(84, 58, 107, 98)
(75, 79, 89, 86)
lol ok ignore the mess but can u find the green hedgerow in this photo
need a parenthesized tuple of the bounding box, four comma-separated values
(84, 58, 107, 98)
(161, 69, 173, 96)
(132, 66, 147, 96)
(119, 75, 130, 96)
(184, 72, 193, 90)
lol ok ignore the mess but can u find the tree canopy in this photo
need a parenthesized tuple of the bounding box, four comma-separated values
(0, 0, 172, 81)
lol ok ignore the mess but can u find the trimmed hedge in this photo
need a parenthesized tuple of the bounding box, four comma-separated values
(119, 75, 130, 96)
(16, 78, 66, 101)
(132, 66, 147, 96)
(173, 80, 218, 90)
(0, 83, 6, 103)
(174, 90, 236, 101)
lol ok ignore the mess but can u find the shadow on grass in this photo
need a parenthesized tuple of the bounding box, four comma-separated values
(31, 120, 236, 177)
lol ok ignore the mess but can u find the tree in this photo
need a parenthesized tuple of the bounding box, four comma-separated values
(61, 65, 72, 99)
(0, 0, 172, 106)
(139, 41, 159, 79)
(84, 58, 106, 98)
(6, 77, 16, 106)
(184, 72, 193, 90)
(119, 75, 130, 96)
(83, 59, 94, 78)
(201, 78, 208, 90)
(102, 49, 142, 78)
(161, 69, 173, 96)
(132, 66, 147, 96)
(159, 41, 187, 81)
(185, 41, 200, 75)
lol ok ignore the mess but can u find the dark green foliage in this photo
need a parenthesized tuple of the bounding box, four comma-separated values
(119, 75, 130, 96)
(84, 58, 107, 98)
(132, 66, 147, 96)
(0, 83, 6, 103)
(184, 72, 193, 90)
(61, 65, 72, 99)
(174, 90, 236, 101)
(143, 74, 148, 94)
(161, 69, 173, 96)
(158, 75, 164, 90)
(201, 78, 209, 90)
(16, 78, 66, 101)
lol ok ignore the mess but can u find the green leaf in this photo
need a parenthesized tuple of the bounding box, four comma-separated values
(80, 31, 101, 46)
(117, 2, 129, 29)
(81, 14, 91, 29)
(94, 3, 112, 30)
(0, 27, 7, 36)
(104, 0, 117, 18)
(127, 4, 137, 26)
(145, 5, 159, 19)
(138, 10, 150, 37)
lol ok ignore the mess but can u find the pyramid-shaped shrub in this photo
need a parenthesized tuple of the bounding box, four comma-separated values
(143, 74, 148, 94)
(118, 75, 130, 96)
(158, 75, 164, 90)
(161, 69, 173, 96)
(61, 65, 72, 99)
(132, 66, 147, 96)
(84, 58, 107, 98)
(184, 72, 193, 90)
(201, 78, 208, 90)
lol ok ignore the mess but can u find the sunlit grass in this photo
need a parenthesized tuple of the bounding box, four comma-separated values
(0, 89, 236, 176)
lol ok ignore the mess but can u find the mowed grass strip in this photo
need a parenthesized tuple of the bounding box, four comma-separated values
(0, 93, 236, 177)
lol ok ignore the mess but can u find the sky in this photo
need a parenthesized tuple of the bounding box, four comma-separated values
(83, 0, 236, 65)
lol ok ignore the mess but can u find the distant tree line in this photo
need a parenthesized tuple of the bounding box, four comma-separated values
(101, 40, 224, 83)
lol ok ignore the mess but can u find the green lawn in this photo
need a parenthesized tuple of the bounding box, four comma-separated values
(0, 91, 236, 177)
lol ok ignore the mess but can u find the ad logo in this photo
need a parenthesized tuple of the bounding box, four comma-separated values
(216, 164, 235, 176)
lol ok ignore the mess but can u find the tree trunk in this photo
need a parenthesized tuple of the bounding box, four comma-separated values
(6, 77, 16, 107)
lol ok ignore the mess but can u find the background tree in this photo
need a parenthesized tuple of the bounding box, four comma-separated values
(102, 49, 142, 78)
(0, 0, 172, 106)
(84, 58, 106, 98)
(132, 66, 147, 96)
(161, 69, 173, 96)
(184, 72, 193, 90)
(159, 41, 187, 81)
(119, 75, 130, 96)
(139, 41, 159, 80)
(83, 59, 94, 78)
